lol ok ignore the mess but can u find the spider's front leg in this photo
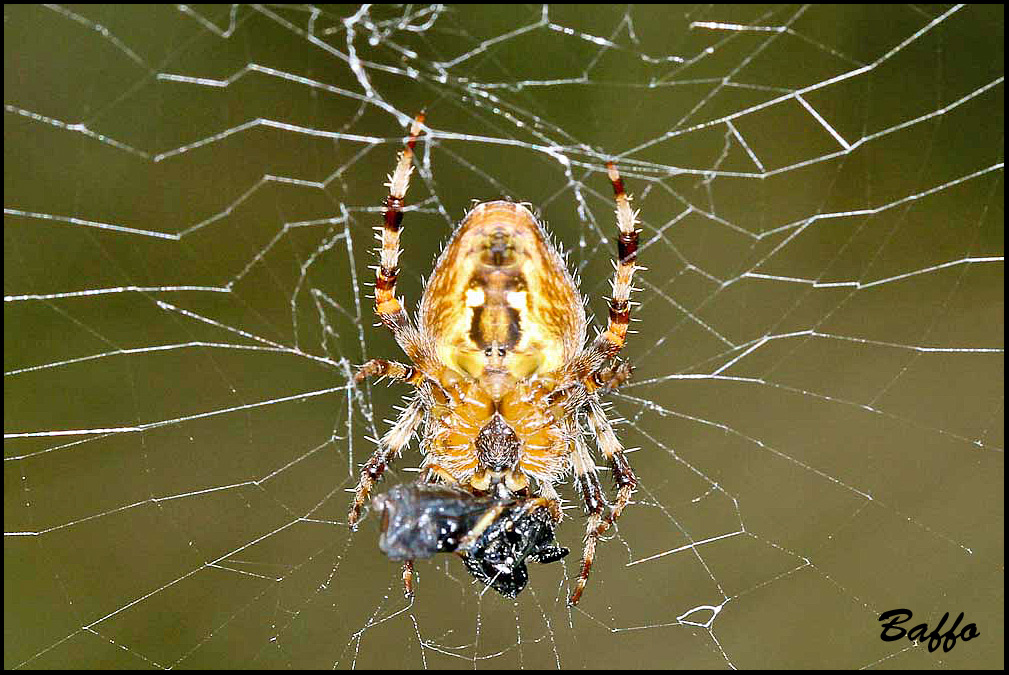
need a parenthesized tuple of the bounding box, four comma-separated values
(586, 399, 637, 527)
(348, 397, 424, 528)
(401, 560, 416, 599)
(569, 435, 608, 606)
(568, 400, 638, 606)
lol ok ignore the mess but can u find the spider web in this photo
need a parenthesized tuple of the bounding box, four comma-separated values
(4, 4, 1003, 669)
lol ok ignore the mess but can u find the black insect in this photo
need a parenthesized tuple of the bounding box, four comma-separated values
(460, 498, 569, 598)
(372, 482, 569, 598)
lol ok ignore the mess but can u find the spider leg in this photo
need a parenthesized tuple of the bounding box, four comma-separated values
(373, 112, 430, 361)
(568, 435, 608, 606)
(586, 399, 638, 526)
(576, 162, 641, 378)
(455, 503, 510, 552)
(348, 396, 425, 528)
(538, 480, 564, 523)
(355, 358, 426, 385)
(589, 359, 634, 395)
(401, 560, 415, 599)
(421, 463, 460, 485)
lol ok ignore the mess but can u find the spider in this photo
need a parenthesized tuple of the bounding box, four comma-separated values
(349, 112, 640, 605)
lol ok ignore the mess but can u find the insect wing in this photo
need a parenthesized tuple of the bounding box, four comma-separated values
(373, 482, 496, 561)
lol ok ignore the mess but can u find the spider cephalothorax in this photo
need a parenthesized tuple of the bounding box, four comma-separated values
(349, 113, 640, 605)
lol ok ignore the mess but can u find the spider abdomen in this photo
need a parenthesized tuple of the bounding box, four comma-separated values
(419, 201, 586, 385)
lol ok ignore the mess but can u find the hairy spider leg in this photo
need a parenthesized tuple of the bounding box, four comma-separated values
(348, 397, 424, 528)
(576, 162, 642, 378)
(569, 435, 608, 606)
(586, 399, 637, 529)
(354, 358, 426, 385)
(358, 112, 442, 381)
(567, 162, 641, 605)
(351, 113, 438, 526)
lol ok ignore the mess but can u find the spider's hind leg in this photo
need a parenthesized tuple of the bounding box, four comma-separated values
(372, 112, 427, 355)
(573, 163, 642, 389)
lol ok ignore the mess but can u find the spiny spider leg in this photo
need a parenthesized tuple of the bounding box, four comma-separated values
(569, 435, 607, 606)
(373, 113, 425, 343)
(348, 396, 424, 528)
(401, 560, 416, 598)
(576, 162, 642, 380)
(349, 114, 437, 528)
(355, 358, 425, 385)
(586, 399, 637, 527)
